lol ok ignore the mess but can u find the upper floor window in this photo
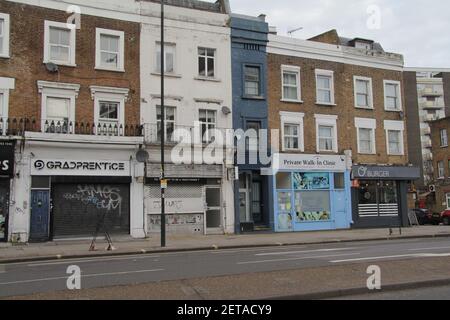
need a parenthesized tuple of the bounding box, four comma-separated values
(438, 161, 445, 179)
(156, 42, 175, 74)
(440, 129, 448, 147)
(156, 105, 176, 143)
(199, 109, 217, 143)
(246, 121, 261, 152)
(354, 76, 373, 109)
(384, 120, 405, 155)
(281, 65, 301, 102)
(280, 112, 305, 152)
(0, 13, 10, 58)
(198, 47, 216, 78)
(44, 21, 76, 66)
(244, 65, 261, 97)
(99, 101, 119, 126)
(384, 80, 402, 111)
(96, 28, 125, 72)
(315, 114, 338, 153)
(355, 118, 377, 155)
(315, 69, 335, 105)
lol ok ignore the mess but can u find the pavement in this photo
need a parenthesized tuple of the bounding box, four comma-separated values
(1, 237, 450, 299)
(0, 225, 449, 264)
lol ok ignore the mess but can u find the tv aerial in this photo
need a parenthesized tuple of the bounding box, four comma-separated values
(288, 27, 304, 37)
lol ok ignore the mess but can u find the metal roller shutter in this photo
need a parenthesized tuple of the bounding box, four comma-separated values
(52, 183, 130, 238)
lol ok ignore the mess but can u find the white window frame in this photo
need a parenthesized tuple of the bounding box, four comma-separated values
(354, 76, 374, 109)
(281, 65, 302, 103)
(440, 129, 448, 147)
(354, 118, 377, 155)
(37, 81, 80, 132)
(0, 13, 11, 58)
(438, 161, 445, 179)
(198, 47, 216, 79)
(384, 120, 405, 155)
(90, 86, 129, 129)
(315, 114, 338, 153)
(315, 69, 335, 105)
(95, 28, 125, 72)
(383, 80, 402, 111)
(280, 111, 305, 152)
(0, 77, 14, 122)
(44, 20, 76, 67)
(198, 109, 217, 143)
(155, 42, 176, 74)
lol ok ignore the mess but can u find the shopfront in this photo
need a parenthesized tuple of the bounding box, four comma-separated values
(145, 163, 232, 235)
(351, 165, 420, 228)
(273, 154, 352, 232)
(0, 140, 15, 242)
(29, 158, 132, 241)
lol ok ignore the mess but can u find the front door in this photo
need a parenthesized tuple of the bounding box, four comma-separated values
(29, 190, 50, 242)
(205, 186, 222, 234)
(252, 181, 263, 224)
(0, 181, 9, 242)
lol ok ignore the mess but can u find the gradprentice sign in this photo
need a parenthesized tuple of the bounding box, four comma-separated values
(31, 159, 130, 177)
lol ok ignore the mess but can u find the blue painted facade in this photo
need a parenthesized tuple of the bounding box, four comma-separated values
(230, 15, 273, 233)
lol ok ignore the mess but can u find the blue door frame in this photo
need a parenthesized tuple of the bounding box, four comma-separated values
(29, 190, 50, 242)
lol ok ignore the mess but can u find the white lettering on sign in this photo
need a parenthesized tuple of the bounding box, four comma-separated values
(1, 160, 9, 171)
(31, 159, 130, 177)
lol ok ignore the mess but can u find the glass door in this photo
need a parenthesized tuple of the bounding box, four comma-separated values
(205, 186, 223, 234)
(0, 181, 9, 241)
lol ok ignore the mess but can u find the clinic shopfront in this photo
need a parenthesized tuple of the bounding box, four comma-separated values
(273, 154, 352, 232)
(351, 165, 420, 228)
(0, 140, 15, 242)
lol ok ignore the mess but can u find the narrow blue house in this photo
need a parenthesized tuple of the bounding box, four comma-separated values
(230, 14, 273, 233)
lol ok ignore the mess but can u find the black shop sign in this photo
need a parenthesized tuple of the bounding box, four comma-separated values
(0, 141, 15, 178)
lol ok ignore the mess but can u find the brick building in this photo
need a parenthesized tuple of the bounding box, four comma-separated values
(267, 29, 420, 231)
(0, 0, 144, 243)
(430, 117, 450, 213)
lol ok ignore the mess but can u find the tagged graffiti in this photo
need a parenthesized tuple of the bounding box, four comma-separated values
(63, 185, 123, 212)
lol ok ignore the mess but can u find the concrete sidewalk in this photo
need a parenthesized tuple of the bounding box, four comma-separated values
(1, 226, 449, 264)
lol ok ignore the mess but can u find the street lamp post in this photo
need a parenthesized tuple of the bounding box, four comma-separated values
(160, 0, 166, 248)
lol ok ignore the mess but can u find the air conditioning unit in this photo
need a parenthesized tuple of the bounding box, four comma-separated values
(429, 185, 436, 193)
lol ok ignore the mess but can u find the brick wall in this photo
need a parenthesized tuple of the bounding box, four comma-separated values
(267, 53, 408, 165)
(0, 1, 141, 125)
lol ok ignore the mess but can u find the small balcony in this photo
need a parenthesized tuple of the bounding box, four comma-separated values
(422, 140, 433, 149)
(422, 114, 438, 122)
(0, 118, 143, 137)
(421, 87, 443, 97)
(423, 153, 433, 161)
(143, 123, 231, 146)
(422, 100, 444, 111)
(421, 127, 431, 136)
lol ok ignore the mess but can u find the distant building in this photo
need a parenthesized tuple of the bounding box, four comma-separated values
(404, 68, 450, 208)
(430, 117, 450, 213)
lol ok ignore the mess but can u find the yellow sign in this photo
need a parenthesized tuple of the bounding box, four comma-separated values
(161, 179, 168, 189)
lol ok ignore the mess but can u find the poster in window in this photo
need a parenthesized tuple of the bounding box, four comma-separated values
(295, 191, 331, 222)
(293, 172, 330, 190)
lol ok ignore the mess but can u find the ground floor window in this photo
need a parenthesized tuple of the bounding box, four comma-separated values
(357, 180, 399, 217)
(446, 194, 450, 210)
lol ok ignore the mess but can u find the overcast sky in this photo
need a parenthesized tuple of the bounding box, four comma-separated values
(229, 0, 450, 68)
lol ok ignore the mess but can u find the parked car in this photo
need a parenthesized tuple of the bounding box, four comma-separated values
(440, 210, 450, 225)
(411, 209, 440, 225)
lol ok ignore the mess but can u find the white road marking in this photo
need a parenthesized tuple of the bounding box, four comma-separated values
(255, 247, 358, 256)
(26, 254, 161, 267)
(408, 246, 450, 251)
(0, 269, 164, 286)
(330, 252, 450, 263)
(237, 253, 361, 265)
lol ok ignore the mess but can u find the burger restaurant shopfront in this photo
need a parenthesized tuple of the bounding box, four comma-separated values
(0, 140, 15, 242)
(272, 154, 352, 233)
(351, 165, 420, 228)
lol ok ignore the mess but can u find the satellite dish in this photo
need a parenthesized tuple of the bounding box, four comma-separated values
(45, 62, 59, 73)
(222, 106, 231, 115)
(136, 149, 149, 163)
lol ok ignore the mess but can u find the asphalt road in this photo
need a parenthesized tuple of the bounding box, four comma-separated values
(1, 237, 450, 298)
(332, 285, 450, 300)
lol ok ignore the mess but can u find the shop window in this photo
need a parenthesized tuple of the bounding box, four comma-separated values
(295, 191, 331, 222)
(293, 172, 330, 190)
(276, 172, 291, 189)
(379, 181, 398, 204)
(277, 191, 291, 212)
(446, 194, 450, 210)
(357, 180, 399, 217)
(334, 173, 345, 189)
(358, 181, 377, 205)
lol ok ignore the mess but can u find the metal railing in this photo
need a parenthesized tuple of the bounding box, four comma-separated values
(0, 117, 143, 137)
